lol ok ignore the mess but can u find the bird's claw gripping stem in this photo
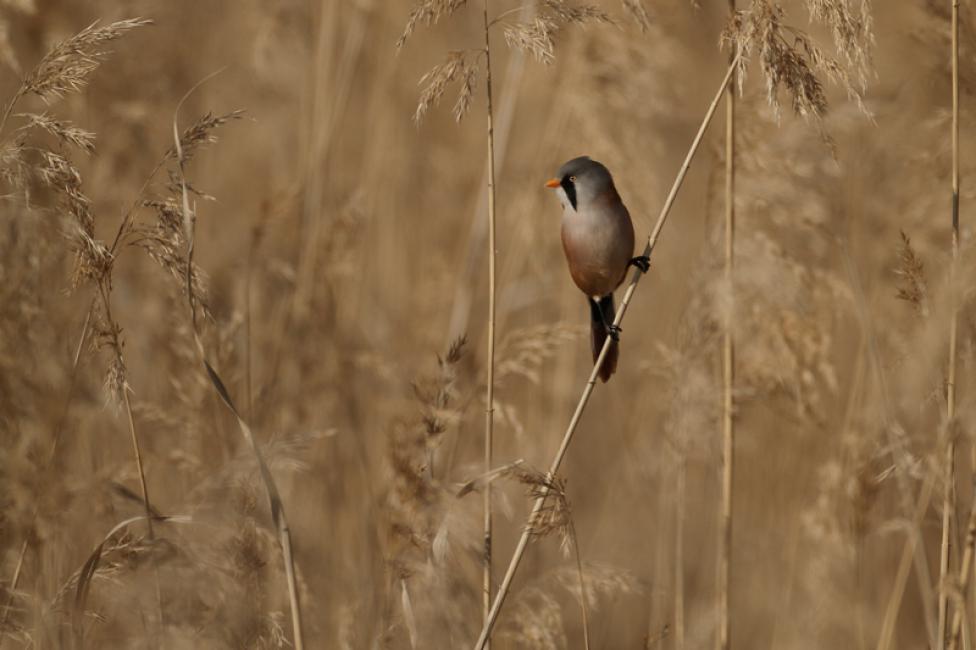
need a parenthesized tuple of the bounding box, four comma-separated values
(629, 255, 650, 273)
(607, 324, 621, 342)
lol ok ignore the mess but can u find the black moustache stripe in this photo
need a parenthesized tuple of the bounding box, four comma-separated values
(561, 177, 577, 210)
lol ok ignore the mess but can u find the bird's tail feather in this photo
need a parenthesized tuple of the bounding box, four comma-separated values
(589, 295, 618, 383)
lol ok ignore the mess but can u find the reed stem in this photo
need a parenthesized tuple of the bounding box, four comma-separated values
(939, 0, 961, 645)
(719, 4, 736, 647)
(481, 0, 498, 643)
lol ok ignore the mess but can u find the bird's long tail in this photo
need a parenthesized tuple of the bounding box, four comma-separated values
(589, 295, 618, 383)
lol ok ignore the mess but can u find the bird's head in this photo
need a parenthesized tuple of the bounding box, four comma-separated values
(545, 156, 616, 212)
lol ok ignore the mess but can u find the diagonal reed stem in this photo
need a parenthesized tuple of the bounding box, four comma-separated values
(472, 54, 741, 650)
(481, 0, 498, 643)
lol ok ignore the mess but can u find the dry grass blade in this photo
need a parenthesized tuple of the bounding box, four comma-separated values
(172, 88, 305, 650)
(456, 459, 524, 498)
(401, 579, 419, 649)
(70, 515, 191, 641)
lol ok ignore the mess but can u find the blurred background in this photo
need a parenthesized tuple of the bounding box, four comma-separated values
(0, 0, 973, 648)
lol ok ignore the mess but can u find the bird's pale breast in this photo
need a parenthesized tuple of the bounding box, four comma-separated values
(560, 195, 635, 298)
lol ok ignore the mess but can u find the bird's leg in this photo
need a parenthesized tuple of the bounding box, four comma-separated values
(590, 297, 621, 342)
(629, 255, 650, 273)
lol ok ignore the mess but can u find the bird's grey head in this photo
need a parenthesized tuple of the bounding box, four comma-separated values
(546, 156, 616, 212)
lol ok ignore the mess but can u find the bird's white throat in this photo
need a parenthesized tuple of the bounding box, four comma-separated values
(555, 185, 576, 212)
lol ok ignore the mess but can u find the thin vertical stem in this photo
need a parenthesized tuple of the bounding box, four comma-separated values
(675, 454, 686, 650)
(719, 5, 735, 649)
(100, 282, 155, 540)
(947, 486, 976, 650)
(481, 0, 498, 645)
(877, 462, 940, 650)
(941, 1, 961, 645)
(941, 456, 954, 648)
(245, 231, 255, 422)
(569, 518, 591, 650)
(122, 389, 154, 538)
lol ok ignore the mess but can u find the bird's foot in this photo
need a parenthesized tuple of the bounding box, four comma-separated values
(629, 255, 650, 273)
(607, 324, 621, 342)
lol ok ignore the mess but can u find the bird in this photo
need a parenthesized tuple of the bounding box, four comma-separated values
(545, 156, 648, 382)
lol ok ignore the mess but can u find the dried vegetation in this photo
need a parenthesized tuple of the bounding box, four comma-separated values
(0, 1, 973, 649)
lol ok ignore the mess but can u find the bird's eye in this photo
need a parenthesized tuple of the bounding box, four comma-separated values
(569, 175, 577, 183)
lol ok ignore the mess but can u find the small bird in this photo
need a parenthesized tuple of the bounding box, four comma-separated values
(546, 156, 648, 382)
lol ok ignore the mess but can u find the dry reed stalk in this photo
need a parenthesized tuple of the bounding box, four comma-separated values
(472, 55, 741, 650)
(568, 518, 591, 650)
(939, 0, 961, 645)
(947, 487, 976, 650)
(100, 287, 156, 542)
(445, 5, 531, 342)
(719, 1, 736, 648)
(481, 0, 499, 640)
(171, 89, 304, 649)
(675, 454, 686, 650)
(96, 207, 160, 547)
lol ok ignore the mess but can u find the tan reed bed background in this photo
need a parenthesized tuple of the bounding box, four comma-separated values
(0, 1, 974, 648)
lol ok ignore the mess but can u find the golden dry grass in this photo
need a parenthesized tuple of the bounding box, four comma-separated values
(0, 1, 974, 648)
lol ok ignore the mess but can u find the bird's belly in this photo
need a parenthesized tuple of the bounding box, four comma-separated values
(561, 216, 632, 297)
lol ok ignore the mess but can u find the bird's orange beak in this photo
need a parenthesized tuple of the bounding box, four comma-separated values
(545, 178, 560, 189)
